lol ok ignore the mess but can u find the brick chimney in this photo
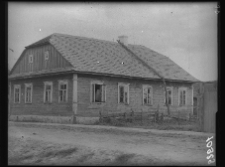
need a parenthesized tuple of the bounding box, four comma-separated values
(118, 35, 128, 46)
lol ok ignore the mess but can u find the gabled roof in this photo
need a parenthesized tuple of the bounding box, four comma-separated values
(20, 33, 198, 82)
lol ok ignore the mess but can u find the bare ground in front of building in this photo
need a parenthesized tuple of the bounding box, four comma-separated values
(8, 122, 215, 166)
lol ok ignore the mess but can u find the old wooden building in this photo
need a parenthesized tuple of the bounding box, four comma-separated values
(8, 33, 198, 124)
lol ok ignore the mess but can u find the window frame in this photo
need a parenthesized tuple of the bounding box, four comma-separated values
(29, 54, 33, 63)
(14, 84, 21, 103)
(90, 81, 106, 103)
(44, 51, 49, 60)
(142, 85, 153, 105)
(164, 86, 173, 106)
(178, 87, 187, 106)
(28, 54, 33, 72)
(25, 83, 33, 103)
(43, 81, 53, 103)
(58, 80, 68, 103)
(44, 51, 49, 69)
(118, 82, 129, 104)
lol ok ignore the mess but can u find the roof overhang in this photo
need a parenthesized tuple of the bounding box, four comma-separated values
(9, 68, 197, 84)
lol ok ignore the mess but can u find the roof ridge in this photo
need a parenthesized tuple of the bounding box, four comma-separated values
(117, 40, 163, 79)
(25, 34, 53, 48)
(53, 33, 120, 45)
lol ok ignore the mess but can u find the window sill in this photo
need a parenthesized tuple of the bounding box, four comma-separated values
(118, 102, 129, 105)
(58, 101, 68, 103)
(91, 102, 106, 104)
(44, 102, 52, 104)
(143, 104, 153, 106)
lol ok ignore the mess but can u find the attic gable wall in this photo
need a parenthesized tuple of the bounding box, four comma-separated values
(11, 44, 72, 75)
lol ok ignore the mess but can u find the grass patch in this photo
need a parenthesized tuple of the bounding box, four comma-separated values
(99, 117, 200, 132)
(113, 153, 136, 165)
(77, 153, 95, 163)
(21, 155, 33, 160)
(43, 147, 78, 158)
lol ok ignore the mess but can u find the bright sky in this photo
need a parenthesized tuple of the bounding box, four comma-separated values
(8, 2, 218, 81)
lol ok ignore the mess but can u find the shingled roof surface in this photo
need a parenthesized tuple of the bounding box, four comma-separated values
(25, 33, 198, 82)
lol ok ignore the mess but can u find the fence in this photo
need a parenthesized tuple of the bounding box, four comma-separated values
(197, 82, 217, 133)
(99, 105, 195, 124)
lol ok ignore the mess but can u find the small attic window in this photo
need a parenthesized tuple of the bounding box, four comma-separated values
(44, 51, 49, 60)
(29, 54, 33, 63)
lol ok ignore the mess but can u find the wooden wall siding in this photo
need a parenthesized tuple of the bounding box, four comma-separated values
(12, 44, 72, 75)
(10, 74, 73, 116)
(77, 74, 193, 117)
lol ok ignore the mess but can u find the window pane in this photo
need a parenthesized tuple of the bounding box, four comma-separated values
(95, 84, 101, 102)
(144, 97, 147, 104)
(63, 91, 65, 101)
(119, 86, 124, 103)
(124, 92, 128, 103)
(46, 91, 48, 102)
(60, 90, 62, 101)
(102, 85, 105, 102)
(92, 84, 95, 102)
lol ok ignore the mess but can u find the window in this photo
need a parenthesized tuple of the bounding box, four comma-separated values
(25, 83, 33, 103)
(143, 85, 153, 105)
(179, 88, 187, 106)
(118, 83, 129, 104)
(44, 51, 49, 60)
(44, 51, 49, 69)
(91, 81, 106, 103)
(59, 80, 68, 102)
(29, 54, 33, 63)
(164, 87, 173, 105)
(28, 54, 33, 72)
(44, 82, 53, 103)
(14, 85, 21, 103)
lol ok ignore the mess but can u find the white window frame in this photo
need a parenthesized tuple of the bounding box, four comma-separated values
(25, 83, 33, 103)
(143, 85, 153, 105)
(14, 85, 21, 103)
(43, 81, 53, 103)
(58, 80, 68, 103)
(118, 83, 129, 104)
(164, 87, 173, 106)
(178, 87, 187, 106)
(90, 81, 106, 103)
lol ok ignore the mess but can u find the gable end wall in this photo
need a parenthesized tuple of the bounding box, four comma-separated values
(11, 44, 72, 75)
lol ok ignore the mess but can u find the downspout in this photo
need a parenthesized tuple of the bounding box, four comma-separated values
(117, 40, 170, 115)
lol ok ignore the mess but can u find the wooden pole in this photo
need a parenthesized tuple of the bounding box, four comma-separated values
(8, 81, 11, 121)
(117, 40, 170, 116)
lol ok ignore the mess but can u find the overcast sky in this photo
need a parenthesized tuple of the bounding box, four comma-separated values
(8, 2, 218, 81)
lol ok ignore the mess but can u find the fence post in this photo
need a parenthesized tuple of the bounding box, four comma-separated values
(130, 108, 134, 123)
(160, 113, 164, 122)
(99, 110, 102, 123)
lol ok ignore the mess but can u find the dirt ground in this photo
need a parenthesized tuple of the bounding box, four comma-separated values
(8, 121, 216, 166)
